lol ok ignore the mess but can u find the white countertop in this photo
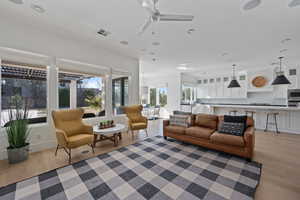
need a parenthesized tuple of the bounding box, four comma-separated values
(208, 104, 300, 111)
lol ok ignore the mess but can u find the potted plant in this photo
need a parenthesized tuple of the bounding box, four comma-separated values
(5, 95, 31, 164)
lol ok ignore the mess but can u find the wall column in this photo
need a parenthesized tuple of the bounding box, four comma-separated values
(105, 68, 113, 118)
(70, 80, 77, 109)
(47, 57, 58, 113)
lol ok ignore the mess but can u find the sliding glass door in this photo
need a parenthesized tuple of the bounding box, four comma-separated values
(112, 77, 129, 114)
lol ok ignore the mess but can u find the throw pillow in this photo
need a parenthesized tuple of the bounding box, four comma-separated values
(218, 122, 245, 136)
(224, 115, 248, 124)
(169, 114, 191, 128)
(219, 115, 248, 136)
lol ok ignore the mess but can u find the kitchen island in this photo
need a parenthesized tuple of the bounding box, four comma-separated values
(197, 104, 300, 134)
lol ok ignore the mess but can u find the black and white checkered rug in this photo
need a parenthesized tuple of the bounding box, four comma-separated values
(0, 136, 262, 200)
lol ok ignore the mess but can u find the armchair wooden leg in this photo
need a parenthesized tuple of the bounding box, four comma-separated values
(145, 129, 149, 137)
(131, 130, 134, 140)
(90, 144, 95, 154)
(55, 144, 59, 156)
(68, 148, 72, 164)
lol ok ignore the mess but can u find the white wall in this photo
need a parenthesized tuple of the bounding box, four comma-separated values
(0, 17, 139, 160)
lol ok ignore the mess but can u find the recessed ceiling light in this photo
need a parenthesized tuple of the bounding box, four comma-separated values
(280, 49, 288, 53)
(97, 29, 111, 37)
(281, 38, 292, 43)
(242, 0, 261, 10)
(152, 58, 156, 62)
(177, 66, 188, 70)
(289, 0, 300, 8)
(31, 4, 45, 13)
(9, 0, 23, 4)
(187, 28, 196, 34)
(222, 52, 229, 57)
(152, 42, 160, 46)
(120, 41, 129, 45)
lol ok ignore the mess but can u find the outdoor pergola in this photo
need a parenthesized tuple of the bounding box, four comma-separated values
(1, 64, 92, 82)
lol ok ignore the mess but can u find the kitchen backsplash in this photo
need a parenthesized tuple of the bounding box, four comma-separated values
(197, 94, 287, 105)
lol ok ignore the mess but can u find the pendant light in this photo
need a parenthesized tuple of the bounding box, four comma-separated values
(228, 64, 241, 88)
(272, 56, 291, 85)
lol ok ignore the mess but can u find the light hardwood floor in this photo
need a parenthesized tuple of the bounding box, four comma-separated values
(0, 119, 300, 200)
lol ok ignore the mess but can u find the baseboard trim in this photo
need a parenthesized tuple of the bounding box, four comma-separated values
(0, 140, 56, 161)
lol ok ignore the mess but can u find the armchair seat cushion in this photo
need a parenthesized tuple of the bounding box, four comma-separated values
(165, 125, 186, 135)
(210, 132, 245, 147)
(131, 122, 147, 130)
(186, 126, 215, 139)
(67, 134, 94, 148)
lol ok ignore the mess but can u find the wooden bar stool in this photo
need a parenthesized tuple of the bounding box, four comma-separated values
(264, 112, 280, 134)
(245, 111, 255, 118)
(229, 110, 238, 116)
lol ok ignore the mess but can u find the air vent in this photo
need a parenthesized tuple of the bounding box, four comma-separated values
(97, 29, 111, 37)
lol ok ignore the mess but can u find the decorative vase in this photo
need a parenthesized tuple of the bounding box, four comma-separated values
(7, 143, 30, 164)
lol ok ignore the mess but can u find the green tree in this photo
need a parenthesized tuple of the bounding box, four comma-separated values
(85, 95, 103, 113)
(150, 88, 157, 106)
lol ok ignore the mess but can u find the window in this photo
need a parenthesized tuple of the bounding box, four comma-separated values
(58, 73, 70, 109)
(181, 85, 197, 104)
(159, 88, 167, 107)
(1, 61, 47, 126)
(112, 76, 129, 114)
(149, 88, 157, 106)
(58, 70, 105, 117)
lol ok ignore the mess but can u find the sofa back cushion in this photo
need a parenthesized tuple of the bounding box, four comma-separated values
(169, 114, 191, 128)
(195, 114, 218, 129)
(218, 116, 254, 127)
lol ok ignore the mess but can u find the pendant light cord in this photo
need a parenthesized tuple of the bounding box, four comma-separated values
(279, 56, 283, 72)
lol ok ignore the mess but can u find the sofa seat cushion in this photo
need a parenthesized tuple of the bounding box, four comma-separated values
(67, 134, 94, 148)
(131, 122, 147, 130)
(186, 126, 215, 139)
(210, 132, 245, 147)
(165, 125, 186, 135)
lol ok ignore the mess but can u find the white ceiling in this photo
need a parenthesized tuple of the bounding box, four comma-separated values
(1, 0, 300, 76)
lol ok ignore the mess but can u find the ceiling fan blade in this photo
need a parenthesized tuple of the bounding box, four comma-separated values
(138, 17, 152, 35)
(289, 0, 300, 7)
(159, 14, 194, 21)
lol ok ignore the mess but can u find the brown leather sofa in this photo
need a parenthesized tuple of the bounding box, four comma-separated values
(163, 114, 255, 160)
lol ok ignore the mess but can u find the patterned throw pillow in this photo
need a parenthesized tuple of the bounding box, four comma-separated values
(218, 122, 245, 136)
(169, 115, 191, 128)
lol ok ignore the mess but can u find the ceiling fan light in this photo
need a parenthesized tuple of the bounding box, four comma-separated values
(242, 0, 261, 10)
(289, 0, 300, 8)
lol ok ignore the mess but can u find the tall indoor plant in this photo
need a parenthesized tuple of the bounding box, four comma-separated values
(5, 95, 31, 164)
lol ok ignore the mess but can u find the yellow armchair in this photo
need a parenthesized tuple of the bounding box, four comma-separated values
(52, 108, 94, 163)
(123, 105, 148, 139)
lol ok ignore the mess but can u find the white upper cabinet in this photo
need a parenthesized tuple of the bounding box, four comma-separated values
(223, 76, 232, 98)
(208, 78, 216, 98)
(287, 67, 298, 89)
(196, 72, 248, 99)
(216, 77, 223, 98)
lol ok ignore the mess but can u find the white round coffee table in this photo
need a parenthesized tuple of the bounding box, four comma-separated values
(93, 124, 126, 147)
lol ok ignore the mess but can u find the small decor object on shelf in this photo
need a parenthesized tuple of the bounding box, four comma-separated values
(252, 76, 267, 88)
(99, 120, 115, 129)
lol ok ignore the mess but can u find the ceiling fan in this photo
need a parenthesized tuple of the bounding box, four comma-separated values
(137, 0, 194, 35)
